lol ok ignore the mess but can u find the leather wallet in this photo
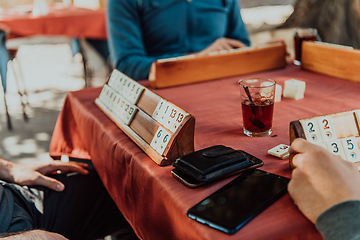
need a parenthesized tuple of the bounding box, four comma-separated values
(172, 145, 261, 182)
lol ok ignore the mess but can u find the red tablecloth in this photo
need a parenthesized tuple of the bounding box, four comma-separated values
(50, 63, 360, 239)
(0, 4, 106, 39)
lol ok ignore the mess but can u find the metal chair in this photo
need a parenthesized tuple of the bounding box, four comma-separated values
(0, 30, 29, 130)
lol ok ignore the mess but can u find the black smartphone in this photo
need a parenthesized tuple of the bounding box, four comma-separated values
(171, 151, 263, 188)
(187, 169, 289, 234)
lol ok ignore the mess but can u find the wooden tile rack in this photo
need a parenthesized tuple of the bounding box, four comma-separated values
(289, 109, 360, 168)
(94, 69, 195, 165)
(149, 41, 287, 89)
(301, 41, 360, 82)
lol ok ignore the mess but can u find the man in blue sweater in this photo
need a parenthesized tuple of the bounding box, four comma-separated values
(289, 138, 360, 240)
(106, 0, 250, 80)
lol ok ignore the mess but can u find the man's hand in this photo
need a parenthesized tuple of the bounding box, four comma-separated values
(195, 37, 247, 57)
(288, 138, 360, 223)
(149, 62, 156, 80)
(0, 158, 88, 192)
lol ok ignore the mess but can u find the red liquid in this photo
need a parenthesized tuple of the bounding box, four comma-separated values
(294, 34, 316, 62)
(242, 99, 274, 132)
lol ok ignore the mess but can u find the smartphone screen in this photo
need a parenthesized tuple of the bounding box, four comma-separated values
(187, 169, 289, 234)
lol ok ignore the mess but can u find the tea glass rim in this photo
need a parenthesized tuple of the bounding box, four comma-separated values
(294, 28, 318, 36)
(238, 78, 276, 89)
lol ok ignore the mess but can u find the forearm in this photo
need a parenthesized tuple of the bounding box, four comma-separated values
(115, 53, 187, 80)
(0, 158, 14, 183)
(226, 0, 250, 46)
(114, 54, 155, 81)
(1, 230, 68, 240)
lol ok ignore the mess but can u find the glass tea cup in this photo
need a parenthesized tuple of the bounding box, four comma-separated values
(238, 78, 276, 137)
(294, 28, 318, 65)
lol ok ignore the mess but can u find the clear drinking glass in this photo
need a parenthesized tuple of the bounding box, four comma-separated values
(239, 78, 276, 137)
(293, 28, 318, 65)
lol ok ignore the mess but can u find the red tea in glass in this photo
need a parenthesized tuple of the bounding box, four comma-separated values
(242, 99, 274, 133)
(294, 28, 317, 65)
(239, 78, 276, 137)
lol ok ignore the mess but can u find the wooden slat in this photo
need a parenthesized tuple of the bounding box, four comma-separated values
(149, 42, 287, 89)
(130, 110, 160, 144)
(94, 99, 165, 164)
(136, 89, 160, 117)
(301, 41, 360, 82)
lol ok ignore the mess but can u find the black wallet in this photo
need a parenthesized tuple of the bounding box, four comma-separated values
(172, 145, 263, 187)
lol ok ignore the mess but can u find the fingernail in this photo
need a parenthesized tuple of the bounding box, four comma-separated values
(56, 184, 64, 191)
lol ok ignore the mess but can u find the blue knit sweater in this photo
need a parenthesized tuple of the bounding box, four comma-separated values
(106, 0, 250, 80)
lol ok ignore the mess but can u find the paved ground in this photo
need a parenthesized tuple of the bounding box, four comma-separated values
(0, 2, 295, 164)
(0, 38, 109, 163)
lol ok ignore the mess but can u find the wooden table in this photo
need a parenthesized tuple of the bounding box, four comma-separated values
(49, 62, 360, 239)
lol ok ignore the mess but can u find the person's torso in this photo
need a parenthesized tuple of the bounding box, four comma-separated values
(137, 0, 232, 56)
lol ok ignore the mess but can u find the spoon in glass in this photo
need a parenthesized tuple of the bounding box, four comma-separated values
(243, 86, 265, 129)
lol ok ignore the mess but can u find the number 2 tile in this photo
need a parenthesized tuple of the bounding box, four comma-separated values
(316, 116, 337, 142)
(300, 119, 323, 145)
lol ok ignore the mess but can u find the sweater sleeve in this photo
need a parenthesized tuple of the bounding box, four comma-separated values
(225, 0, 250, 46)
(316, 200, 360, 240)
(106, 0, 183, 80)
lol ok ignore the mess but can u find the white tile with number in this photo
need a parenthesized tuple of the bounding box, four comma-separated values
(169, 109, 188, 133)
(268, 144, 290, 159)
(100, 84, 112, 107)
(325, 140, 346, 160)
(129, 82, 144, 104)
(113, 96, 123, 118)
(111, 92, 121, 112)
(99, 84, 110, 104)
(114, 75, 125, 93)
(163, 104, 179, 130)
(300, 119, 323, 145)
(118, 76, 129, 96)
(316, 116, 337, 142)
(107, 69, 121, 89)
(117, 99, 126, 120)
(106, 88, 116, 111)
(341, 137, 360, 162)
(120, 78, 132, 99)
(154, 101, 171, 126)
(152, 99, 167, 123)
(123, 105, 138, 125)
(152, 101, 187, 133)
(150, 127, 172, 155)
(111, 97, 138, 126)
(121, 102, 131, 123)
(156, 130, 172, 155)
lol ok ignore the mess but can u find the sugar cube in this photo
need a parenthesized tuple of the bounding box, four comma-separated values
(283, 79, 306, 100)
(275, 84, 282, 102)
